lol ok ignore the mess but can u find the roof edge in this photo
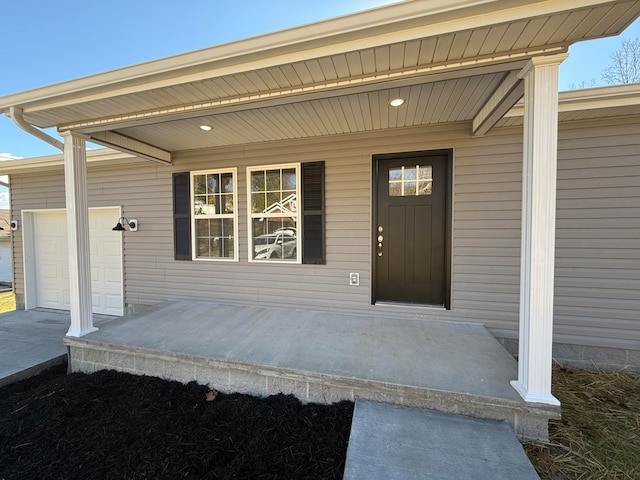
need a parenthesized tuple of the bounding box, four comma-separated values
(0, 0, 496, 112)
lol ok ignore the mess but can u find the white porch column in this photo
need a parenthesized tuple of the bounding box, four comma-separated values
(511, 54, 568, 406)
(61, 131, 97, 337)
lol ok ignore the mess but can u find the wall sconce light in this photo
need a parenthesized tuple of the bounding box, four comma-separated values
(0, 219, 18, 231)
(112, 217, 138, 232)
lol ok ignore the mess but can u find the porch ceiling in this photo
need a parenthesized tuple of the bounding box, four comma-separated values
(2, 0, 640, 154)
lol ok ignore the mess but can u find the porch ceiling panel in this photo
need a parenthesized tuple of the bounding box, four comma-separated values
(113, 74, 506, 151)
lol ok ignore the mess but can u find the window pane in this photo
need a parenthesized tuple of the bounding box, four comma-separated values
(418, 181, 433, 195)
(222, 193, 234, 214)
(418, 166, 432, 180)
(265, 170, 281, 191)
(221, 173, 233, 193)
(252, 217, 297, 261)
(282, 192, 297, 212)
(266, 192, 280, 211)
(389, 182, 402, 196)
(389, 168, 402, 181)
(404, 167, 416, 180)
(193, 175, 206, 195)
(206, 195, 217, 215)
(194, 195, 207, 215)
(404, 181, 416, 196)
(196, 237, 209, 257)
(252, 192, 266, 213)
(207, 174, 219, 194)
(282, 169, 296, 190)
(251, 171, 265, 192)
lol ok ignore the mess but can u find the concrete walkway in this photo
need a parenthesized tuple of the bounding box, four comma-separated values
(345, 400, 540, 479)
(0, 309, 115, 387)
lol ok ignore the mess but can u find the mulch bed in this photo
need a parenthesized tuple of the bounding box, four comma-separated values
(0, 364, 354, 480)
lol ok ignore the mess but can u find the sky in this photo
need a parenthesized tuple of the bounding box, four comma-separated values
(1, 0, 639, 208)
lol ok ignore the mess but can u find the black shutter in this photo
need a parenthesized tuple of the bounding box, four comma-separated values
(173, 172, 191, 260)
(301, 161, 325, 264)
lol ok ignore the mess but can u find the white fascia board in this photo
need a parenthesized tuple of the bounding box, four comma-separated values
(0, 148, 142, 174)
(505, 82, 640, 118)
(0, 0, 624, 118)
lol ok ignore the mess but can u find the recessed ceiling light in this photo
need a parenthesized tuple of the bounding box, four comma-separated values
(389, 98, 405, 107)
(199, 124, 213, 131)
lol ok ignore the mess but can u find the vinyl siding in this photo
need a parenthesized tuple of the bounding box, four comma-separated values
(554, 116, 640, 350)
(8, 118, 640, 352)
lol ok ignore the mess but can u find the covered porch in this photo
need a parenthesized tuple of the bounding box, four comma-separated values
(64, 300, 559, 441)
(4, 0, 640, 433)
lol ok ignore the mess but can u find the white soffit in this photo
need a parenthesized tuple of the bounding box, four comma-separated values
(0, 0, 639, 151)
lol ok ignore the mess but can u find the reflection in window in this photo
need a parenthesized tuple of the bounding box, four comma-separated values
(248, 165, 299, 261)
(191, 169, 237, 260)
(389, 165, 432, 196)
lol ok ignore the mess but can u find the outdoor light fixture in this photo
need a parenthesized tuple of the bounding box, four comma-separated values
(199, 124, 213, 131)
(389, 98, 405, 107)
(112, 217, 138, 232)
(0, 219, 18, 231)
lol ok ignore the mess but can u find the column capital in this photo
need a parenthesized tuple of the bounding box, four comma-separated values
(59, 130, 90, 140)
(518, 53, 569, 79)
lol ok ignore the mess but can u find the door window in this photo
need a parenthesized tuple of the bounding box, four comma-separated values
(389, 165, 432, 196)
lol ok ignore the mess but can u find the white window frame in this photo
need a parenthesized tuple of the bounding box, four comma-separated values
(190, 168, 238, 262)
(247, 163, 301, 264)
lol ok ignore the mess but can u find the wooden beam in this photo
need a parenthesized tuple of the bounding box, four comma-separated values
(472, 71, 524, 136)
(88, 131, 172, 164)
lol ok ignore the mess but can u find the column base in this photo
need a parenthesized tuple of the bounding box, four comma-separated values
(66, 326, 99, 338)
(511, 380, 560, 406)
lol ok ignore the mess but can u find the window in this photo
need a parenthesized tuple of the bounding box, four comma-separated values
(173, 161, 324, 264)
(190, 169, 238, 261)
(248, 165, 300, 262)
(389, 165, 432, 196)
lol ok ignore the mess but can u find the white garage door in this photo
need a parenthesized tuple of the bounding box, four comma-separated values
(32, 208, 123, 316)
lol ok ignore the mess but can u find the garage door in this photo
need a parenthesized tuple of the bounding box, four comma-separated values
(32, 208, 123, 316)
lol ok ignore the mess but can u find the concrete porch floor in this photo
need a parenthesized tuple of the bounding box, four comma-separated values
(63, 299, 559, 441)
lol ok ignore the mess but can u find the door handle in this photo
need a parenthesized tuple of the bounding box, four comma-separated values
(377, 227, 383, 257)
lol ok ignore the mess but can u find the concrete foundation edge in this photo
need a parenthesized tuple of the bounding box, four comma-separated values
(64, 338, 559, 442)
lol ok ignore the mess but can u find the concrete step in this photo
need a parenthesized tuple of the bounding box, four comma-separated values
(344, 400, 540, 480)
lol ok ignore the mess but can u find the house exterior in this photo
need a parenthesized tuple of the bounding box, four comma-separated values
(1, 0, 639, 410)
(0, 209, 12, 285)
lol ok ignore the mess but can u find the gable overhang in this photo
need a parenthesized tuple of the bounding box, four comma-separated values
(2, 0, 640, 157)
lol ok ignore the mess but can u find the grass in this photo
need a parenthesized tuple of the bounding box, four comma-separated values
(525, 365, 640, 480)
(0, 290, 15, 313)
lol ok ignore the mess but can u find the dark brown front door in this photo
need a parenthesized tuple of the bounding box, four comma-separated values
(374, 151, 450, 306)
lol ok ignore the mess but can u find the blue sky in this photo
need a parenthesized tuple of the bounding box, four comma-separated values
(1, 0, 639, 209)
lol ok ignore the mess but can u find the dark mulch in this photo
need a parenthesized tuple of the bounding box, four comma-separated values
(0, 364, 354, 480)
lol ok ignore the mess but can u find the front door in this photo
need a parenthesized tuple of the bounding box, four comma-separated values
(374, 151, 450, 306)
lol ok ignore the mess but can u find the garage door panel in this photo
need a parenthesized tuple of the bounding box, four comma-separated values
(105, 294, 124, 309)
(32, 209, 123, 316)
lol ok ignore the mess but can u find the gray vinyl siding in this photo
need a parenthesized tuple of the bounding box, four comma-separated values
(8, 118, 640, 352)
(554, 116, 640, 351)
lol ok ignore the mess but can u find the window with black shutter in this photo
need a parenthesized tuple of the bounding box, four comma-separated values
(172, 161, 324, 264)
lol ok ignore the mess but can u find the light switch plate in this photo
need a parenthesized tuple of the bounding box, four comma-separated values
(350, 273, 360, 286)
